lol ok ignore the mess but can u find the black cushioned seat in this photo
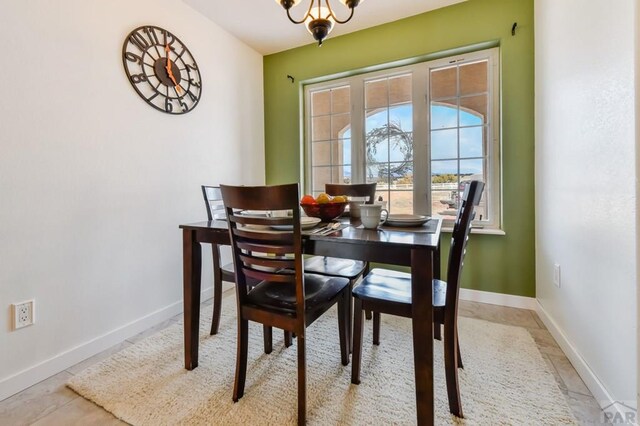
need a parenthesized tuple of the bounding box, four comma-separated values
(247, 273, 349, 314)
(304, 257, 367, 280)
(353, 268, 447, 310)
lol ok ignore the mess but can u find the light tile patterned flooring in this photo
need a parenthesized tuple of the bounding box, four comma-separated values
(0, 292, 603, 425)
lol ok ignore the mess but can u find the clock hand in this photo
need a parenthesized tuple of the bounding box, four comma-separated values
(164, 44, 182, 93)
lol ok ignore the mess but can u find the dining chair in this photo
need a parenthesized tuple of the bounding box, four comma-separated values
(350, 180, 485, 418)
(201, 186, 236, 335)
(304, 183, 376, 329)
(220, 183, 350, 425)
(201, 185, 287, 354)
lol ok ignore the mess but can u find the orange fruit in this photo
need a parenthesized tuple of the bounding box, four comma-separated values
(316, 193, 331, 204)
(300, 195, 316, 204)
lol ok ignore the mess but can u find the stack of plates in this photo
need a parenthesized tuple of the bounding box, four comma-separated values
(384, 214, 430, 227)
(271, 217, 321, 230)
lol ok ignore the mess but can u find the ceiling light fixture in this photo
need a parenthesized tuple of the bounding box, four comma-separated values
(276, 0, 363, 46)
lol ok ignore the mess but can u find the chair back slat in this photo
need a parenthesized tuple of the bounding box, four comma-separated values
(236, 241, 294, 256)
(221, 184, 306, 317)
(233, 228, 294, 243)
(243, 268, 296, 284)
(239, 253, 296, 270)
(326, 183, 377, 204)
(445, 181, 485, 312)
(222, 184, 299, 211)
(230, 215, 292, 226)
(201, 185, 226, 220)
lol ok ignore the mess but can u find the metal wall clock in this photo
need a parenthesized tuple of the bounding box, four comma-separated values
(122, 25, 202, 114)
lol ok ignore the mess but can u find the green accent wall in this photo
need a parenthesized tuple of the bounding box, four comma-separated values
(263, 0, 535, 297)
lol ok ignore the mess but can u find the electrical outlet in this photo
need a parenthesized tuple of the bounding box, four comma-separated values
(553, 264, 561, 288)
(12, 300, 35, 330)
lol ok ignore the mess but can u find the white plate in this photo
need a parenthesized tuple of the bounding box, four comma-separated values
(271, 217, 321, 231)
(384, 214, 429, 227)
(240, 210, 269, 217)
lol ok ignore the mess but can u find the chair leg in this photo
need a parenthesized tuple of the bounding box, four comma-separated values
(263, 325, 273, 354)
(443, 323, 463, 418)
(363, 262, 373, 321)
(348, 280, 354, 354)
(434, 322, 442, 340)
(210, 253, 223, 335)
(351, 298, 364, 384)
(456, 329, 464, 369)
(284, 331, 293, 348)
(372, 312, 381, 345)
(337, 290, 349, 366)
(297, 331, 307, 425)
(233, 318, 249, 402)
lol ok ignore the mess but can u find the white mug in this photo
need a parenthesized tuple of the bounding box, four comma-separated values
(360, 204, 388, 229)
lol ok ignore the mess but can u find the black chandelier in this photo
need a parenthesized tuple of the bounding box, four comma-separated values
(276, 0, 363, 46)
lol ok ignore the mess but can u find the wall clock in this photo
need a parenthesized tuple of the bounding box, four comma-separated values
(122, 25, 202, 114)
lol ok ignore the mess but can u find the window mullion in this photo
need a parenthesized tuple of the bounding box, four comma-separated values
(413, 67, 429, 215)
(351, 79, 365, 184)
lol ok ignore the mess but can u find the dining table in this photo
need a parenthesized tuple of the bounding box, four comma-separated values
(179, 216, 442, 425)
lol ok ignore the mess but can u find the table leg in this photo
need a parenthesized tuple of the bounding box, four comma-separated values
(183, 229, 202, 370)
(411, 249, 434, 425)
(433, 240, 441, 281)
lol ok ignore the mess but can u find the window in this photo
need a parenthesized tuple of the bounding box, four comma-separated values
(304, 48, 500, 229)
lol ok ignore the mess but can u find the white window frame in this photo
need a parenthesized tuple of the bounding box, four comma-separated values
(303, 47, 502, 230)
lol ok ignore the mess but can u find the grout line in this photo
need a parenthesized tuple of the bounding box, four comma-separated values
(527, 310, 544, 329)
(31, 389, 81, 424)
(544, 353, 595, 398)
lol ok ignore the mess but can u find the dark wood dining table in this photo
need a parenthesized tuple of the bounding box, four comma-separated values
(179, 217, 442, 425)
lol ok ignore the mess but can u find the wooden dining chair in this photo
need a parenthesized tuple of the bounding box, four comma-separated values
(201, 186, 236, 336)
(304, 183, 376, 328)
(202, 185, 288, 354)
(350, 180, 485, 418)
(220, 183, 350, 425)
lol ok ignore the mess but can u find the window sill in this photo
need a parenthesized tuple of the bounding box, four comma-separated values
(441, 227, 506, 236)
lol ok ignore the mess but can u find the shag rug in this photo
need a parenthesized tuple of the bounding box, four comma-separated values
(67, 300, 576, 425)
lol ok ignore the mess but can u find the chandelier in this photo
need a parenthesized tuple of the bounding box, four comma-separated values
(275, 0, 363, 46)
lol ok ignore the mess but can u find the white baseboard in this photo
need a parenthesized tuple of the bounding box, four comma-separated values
(459, 288, 537, 310)
(0, 287, 213, 402)
(536, 301, 624, 419)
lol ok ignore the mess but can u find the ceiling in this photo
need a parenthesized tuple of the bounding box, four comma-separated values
(182, 0, 466, 55)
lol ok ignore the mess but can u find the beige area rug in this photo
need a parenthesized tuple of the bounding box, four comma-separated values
(68, 301, 576, 425)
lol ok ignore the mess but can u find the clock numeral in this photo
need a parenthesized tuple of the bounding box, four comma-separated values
(130, 73, 148, 84)
(164, 31, 176, 48)
(165, 98, 174, 113)
(189, 79, 201, 88)
(186, 90, 198, 102)
(129, 31, 151, 52)
(180, 100, 189, 112)
(125, 52, 143, 65)
(143, 26, 160, 46)
(186, 63, 198, 72)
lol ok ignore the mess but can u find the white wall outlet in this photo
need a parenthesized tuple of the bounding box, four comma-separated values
(12, 300, 35, 330)
(553, 264, 561, 288)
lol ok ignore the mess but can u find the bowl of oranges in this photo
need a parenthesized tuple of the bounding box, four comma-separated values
(300, 193, 347, 222)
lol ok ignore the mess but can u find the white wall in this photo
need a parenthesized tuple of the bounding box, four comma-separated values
(535, 0, 637, 412)
(636, 3, 640, 413)
(0, 0, 264, 400)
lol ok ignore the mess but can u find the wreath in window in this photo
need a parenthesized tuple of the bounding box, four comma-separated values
(365, 122, 413, 181)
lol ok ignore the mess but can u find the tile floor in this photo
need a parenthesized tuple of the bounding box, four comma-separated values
(0, 292, 603, 425)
